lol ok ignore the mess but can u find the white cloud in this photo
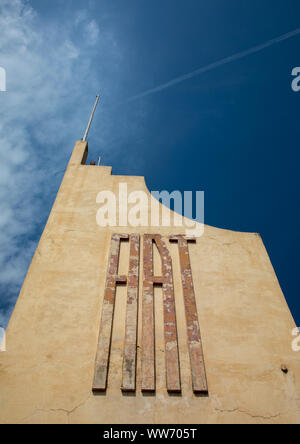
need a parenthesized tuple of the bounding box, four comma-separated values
(85, 20, 100, 46)
(74, 9, 89, 27)
(0, 0, 139, 327)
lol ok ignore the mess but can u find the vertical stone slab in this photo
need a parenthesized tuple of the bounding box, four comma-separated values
(170, 235, 208, 394)
(122, 234, 140, 392)
(157, 235, 181, 393)
(142, 234, 181, 393)
(142, 235, 156, 392)
(93, 234, 128, 392)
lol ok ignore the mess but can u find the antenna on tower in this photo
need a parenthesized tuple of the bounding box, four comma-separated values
(82, 95, 100, 142)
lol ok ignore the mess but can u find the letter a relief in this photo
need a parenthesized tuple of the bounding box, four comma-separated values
(142, 234, 181, 393)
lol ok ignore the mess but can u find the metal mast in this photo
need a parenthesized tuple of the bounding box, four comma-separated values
(82, 95, 100, 142)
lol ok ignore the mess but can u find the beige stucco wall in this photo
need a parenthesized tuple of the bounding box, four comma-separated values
(0, 140, 299, 424)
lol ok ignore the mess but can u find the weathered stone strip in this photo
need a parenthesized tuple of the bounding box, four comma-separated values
(170, 235, 208, 394)
(142, 234, 181, 393)
(122, 234, 140, 392)
(93, 234, 128, 392)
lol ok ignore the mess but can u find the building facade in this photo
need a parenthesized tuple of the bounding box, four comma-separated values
(0, 140, 299, 424)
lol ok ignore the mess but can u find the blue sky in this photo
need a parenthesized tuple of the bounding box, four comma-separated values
(1, 0, 300, 327)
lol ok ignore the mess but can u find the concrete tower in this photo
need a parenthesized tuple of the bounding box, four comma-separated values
(0, 139, 300, 424)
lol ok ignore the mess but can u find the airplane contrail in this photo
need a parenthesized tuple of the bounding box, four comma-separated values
(126, 27, 300, 102)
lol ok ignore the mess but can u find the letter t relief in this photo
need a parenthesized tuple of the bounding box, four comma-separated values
(170, 236, 208, 393)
